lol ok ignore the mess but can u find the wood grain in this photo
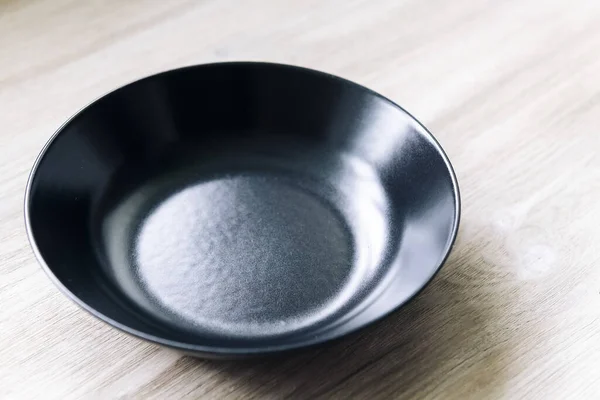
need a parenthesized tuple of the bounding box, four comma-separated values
(1, 0, 600, 398)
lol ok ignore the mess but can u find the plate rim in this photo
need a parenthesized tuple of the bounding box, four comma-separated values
(24, 61, 461, 356)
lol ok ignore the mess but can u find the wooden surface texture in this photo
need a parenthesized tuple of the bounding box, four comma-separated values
(1, 0, 599, 398)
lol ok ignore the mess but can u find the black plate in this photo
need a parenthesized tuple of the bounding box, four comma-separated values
(25, 62, 460, 358)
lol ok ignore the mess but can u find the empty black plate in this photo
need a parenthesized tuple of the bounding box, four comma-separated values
(25, 62, 460, 358)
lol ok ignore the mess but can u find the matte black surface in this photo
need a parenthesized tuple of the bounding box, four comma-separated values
(25, 62, 460, 357)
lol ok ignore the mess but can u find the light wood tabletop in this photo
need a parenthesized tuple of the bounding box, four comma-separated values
(1, 0, 600, 398)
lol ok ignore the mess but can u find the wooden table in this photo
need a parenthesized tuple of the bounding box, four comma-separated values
(2, 0, 599, 398)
